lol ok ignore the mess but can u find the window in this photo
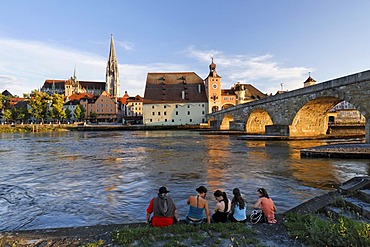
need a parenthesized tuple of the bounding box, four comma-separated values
(164, 112, 167, 115)
(152, 106, 154, 109)
(187, 105, 190, 108)
(164, 105, 166, 108)
(165, 119, 167, 122)
(187, 111, 190, 115)
(158, 112, 161, 115)
(202, 111, 205, 115)
(176, 105, 178, 108)
(176, 111, 178, 115)
(152, 112, 155, 116)
(172, 119, 174, 122)
(150, 119, 152, 122)
(190, 119, 192, 122)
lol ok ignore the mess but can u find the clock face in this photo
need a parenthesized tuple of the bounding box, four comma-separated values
(212, 83, 218, 89)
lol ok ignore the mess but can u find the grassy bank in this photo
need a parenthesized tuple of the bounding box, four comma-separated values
(285, 213, 370, 246)
(0, 124, 74, 132)
(111, 223, 258, 247)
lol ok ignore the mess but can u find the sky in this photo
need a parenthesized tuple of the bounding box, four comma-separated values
(1, 0, 370, 98)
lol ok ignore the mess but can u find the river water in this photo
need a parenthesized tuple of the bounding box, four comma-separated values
(0, 130, 369, 231)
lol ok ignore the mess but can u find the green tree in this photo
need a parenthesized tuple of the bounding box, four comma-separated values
(0, 94, 11, 111)
(10, 108, 18, 122)
(27, 90, 51, 124)
(74, 105, 82, 121)
(51, 94, 66, 123)
(17, 106, 30, 123)
(73, 104, 86, 121)
(79, 104, 86, 120)
(65, 108, 72, 122)
(3, 109, 12, 123)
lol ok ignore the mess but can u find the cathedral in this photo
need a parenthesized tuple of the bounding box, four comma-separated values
(41, 34, 121, 98)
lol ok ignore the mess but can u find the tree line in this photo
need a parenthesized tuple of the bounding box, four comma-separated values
(1, 90, 88, 124)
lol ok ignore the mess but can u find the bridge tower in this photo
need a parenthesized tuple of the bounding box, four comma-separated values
(106, 34, 120, 98)
(204, 58, 222, 113)
(304, 72, 316, 87)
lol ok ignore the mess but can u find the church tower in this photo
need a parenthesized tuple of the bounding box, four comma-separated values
(204, 57, 222, 113)
(106, 34, 120, 98)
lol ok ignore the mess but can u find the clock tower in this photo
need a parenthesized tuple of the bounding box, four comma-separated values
(205, 58, 222, 113)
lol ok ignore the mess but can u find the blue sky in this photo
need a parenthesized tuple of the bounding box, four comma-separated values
(1, 0, 370, 97)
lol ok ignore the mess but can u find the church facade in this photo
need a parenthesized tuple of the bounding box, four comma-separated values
(41, 34, 121, 99)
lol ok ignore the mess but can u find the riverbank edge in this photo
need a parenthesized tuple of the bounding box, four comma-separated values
(0, 214, 301, 247)
(2, 176, 370, 246)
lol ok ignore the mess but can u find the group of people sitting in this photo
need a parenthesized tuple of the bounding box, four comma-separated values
(146, 186, 277, 227)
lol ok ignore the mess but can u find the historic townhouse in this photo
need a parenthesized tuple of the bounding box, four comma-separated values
(143, 72, 208, 126)
(118, 92, 143, 124)
(80, 91, 118, 122)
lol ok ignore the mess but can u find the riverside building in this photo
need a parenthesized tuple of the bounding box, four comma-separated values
(143, 72, 208, 126)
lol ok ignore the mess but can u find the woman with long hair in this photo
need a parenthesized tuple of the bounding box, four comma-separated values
(212, 189, 231, 223)
(229, 188, 247, 223)
(253, 188, 277, 224)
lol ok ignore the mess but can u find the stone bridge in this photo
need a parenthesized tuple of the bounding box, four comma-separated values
(207, 69, 370, 143)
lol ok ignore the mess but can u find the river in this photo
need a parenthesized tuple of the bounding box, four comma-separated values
(0, 130, 369, 231)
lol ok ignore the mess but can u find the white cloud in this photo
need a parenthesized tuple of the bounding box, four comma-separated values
(0, 38, 313, 98)
(116, 40, 135, 51)
(185, 46, 313, 94)
(0, 38, 186, 97)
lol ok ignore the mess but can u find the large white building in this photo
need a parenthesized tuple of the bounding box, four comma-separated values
(143, 72, 208, 126)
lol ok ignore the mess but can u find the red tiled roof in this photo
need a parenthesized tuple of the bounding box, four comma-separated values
(68, 93, 94, 101)
(143, 72, 207, 104)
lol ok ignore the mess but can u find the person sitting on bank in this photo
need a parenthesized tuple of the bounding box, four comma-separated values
(146, 186, 178, 227)
(229, 188, 247, 223)
(212, 189, 231, 223)
(185, 186, 211, 225)
(253, 187, 277, 224)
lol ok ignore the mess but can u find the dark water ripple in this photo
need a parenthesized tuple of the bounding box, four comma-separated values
(0, 131, 369, 231)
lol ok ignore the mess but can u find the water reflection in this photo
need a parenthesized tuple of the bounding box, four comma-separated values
(0, 131, 369, 231)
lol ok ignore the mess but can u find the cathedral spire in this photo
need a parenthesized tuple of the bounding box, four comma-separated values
(73, 66, 77, 81)
(106, 34, 120, 97)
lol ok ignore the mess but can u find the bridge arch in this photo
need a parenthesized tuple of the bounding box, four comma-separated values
(220, 114, 234, 130)
(246, 108, 273, 134)
(290, 97, 342, 137)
